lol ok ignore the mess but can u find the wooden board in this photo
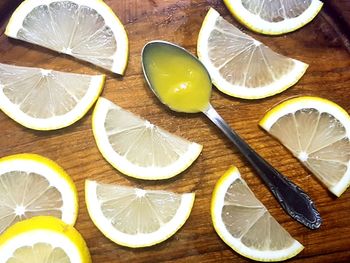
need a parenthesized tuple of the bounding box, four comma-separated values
(0, 0, 350, 262)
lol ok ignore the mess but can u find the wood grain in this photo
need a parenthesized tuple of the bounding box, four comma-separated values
(0, 0, 350, 262)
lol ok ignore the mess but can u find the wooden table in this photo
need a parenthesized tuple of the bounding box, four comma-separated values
(0, 1, 349, 262)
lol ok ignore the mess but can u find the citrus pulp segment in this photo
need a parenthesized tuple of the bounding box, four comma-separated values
(85, 180, 195, 248)
(0, 216, 91, 263)
(0, 63, 105, 130)
(0, 154, 78, 234)
(92, 97, 202, 180)
(197, 8, 308, 99)
(260, 96, 350, 197)
(223, 0, 323, 35)
(5, 0, 129, 74)
(211, 166, 303, 261)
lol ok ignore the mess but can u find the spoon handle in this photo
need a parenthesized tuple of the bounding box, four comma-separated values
(204, 104, 321, 229)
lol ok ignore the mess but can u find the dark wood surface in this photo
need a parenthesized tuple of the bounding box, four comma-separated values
(1, 1, 350, 262)
(324, 0, 350, 28)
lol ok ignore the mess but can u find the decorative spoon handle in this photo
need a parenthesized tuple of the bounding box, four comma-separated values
(204, 104, 322, 229)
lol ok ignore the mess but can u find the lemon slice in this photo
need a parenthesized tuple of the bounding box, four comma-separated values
(260, 96, 350, 197)
(85, 180, 195, 248)
(223, 0, 323, 35)
(211, 166, 303, 261)
(5, 0, 128, 75)
(92, 97, 202, 180)
(0, 216, 91, 263)
(0, 154, 78, 235)
(0, 63, 105, 130)
(197, 8, 308, 99)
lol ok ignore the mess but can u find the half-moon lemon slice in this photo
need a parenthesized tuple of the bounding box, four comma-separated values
(92, 97, 202, 180)
(85, 180, 195, 248)
(6, 0, 129, 74)
(260, 96, 350, 197)
(197, 8, 308, 99)
(223, 0, 323, 35)
(0, 63, 104, 130)
(211, 166, 303, 261)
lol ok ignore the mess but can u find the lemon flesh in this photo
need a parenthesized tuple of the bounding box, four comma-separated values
(92, 97, 202, 180)
(6, 243, 69, 263)
(0, 216, 91, 263)
(85, 180, 195, 248)
(5, 0, 128, 74)
(0, 154, 78, 235)
(197, 8, 308, 99)
(260, 96, 350, 197)
(0, 63, 104, 130)
(224, 0, 323, 35)
(211, 166, 303, 261)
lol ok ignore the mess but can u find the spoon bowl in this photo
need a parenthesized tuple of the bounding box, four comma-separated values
(141, 40, 322, 230)
(142, 40, 211, 113)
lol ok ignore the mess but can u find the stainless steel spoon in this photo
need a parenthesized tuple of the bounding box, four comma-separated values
(141, 40, 322, 229)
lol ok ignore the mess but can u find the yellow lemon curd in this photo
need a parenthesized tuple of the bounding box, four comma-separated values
(143, 43, 211, 113)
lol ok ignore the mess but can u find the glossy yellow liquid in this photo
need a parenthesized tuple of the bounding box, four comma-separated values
(143, 43, 211, 113)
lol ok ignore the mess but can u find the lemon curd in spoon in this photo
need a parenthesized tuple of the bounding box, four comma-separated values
(142, 42, 211, 113)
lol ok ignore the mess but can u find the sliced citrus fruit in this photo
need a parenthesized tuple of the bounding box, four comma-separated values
(0, 63, 105, 130)
(260, 96, 350, 197)
(223, 0, 323, 35)
(0, 216, 91, 263)
(85, 180, 195, 248)
(5, 0, 128, 74)
(197, 8, 308, 99)
(211, 166, 303, 261)
(0, 154, 78, 235)
(92, 97, 202, 180)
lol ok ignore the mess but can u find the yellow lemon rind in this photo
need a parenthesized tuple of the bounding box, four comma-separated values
(259, 96, 350, 131)
(0, 216, 91, 263)
(223, 0, 323, 35)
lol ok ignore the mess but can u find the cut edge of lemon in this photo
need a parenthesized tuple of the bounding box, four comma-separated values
(0, 153, 78, 225)
(259, 96, 350, 197)
(332, 172, 350, 197)
(197, 8, 308, 99)
(223, 0, 324, 35)
(5, 0, 129, 75)
(92, 97, 203, 180)
(0, 71, 105, 130)
(211, 166, 304, 261)
(0, 216, 91, 263)
(85, 180, 195, 248)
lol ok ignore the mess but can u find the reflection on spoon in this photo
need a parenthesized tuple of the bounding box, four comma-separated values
(142, 40, 322, 230)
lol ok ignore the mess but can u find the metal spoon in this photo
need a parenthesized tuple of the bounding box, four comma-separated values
(141, 40, 321, 229)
